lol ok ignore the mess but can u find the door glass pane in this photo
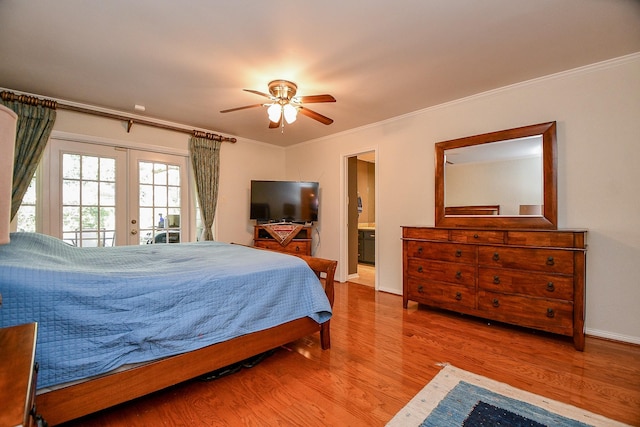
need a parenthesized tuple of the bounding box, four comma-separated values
(62, 153, 116, 247)
(100, 158, 116, 181)
(139, 161, 181, 245)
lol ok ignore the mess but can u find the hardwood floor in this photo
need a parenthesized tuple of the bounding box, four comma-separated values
(59, 282, 640, 426)
(349, 263, 375, 287)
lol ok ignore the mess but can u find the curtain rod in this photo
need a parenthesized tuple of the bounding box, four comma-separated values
(0, 91, 236, 143)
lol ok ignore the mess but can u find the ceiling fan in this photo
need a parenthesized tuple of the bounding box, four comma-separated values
(220, 80, 336, 128)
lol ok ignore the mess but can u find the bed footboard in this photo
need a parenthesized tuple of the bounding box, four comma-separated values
(36, 253, 337, 426)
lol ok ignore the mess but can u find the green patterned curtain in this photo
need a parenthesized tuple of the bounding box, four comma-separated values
(0, 93, 57, 220)
(189, 135, 221, 241)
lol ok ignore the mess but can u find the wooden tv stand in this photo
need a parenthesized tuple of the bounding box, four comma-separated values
(253, 224, 313, 256)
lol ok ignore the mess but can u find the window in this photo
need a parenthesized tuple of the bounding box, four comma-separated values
(15, 174, 37, 232)
(138, 161, 183, 245)
(61, 153, 117, 247)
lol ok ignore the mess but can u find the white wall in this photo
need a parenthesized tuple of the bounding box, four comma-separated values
(284, 54, 640, 344)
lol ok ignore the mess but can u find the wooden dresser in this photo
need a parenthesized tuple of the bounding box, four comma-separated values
(0, 322, 43, 427)
(402, 227, 587, 350)
(253, 224, 313, 256)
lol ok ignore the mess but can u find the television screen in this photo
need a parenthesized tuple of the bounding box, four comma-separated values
(250, 180, 319, 223)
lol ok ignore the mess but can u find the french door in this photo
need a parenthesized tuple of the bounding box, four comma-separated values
(128, 150, 189, 246)
(47, 138, 190, 246)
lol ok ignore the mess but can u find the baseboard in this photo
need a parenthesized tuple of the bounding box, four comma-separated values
(585, 328, 640, 346)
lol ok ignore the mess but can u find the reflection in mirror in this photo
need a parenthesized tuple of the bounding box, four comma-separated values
(444, 135, 543, 216)
(435, 122, 557, 229)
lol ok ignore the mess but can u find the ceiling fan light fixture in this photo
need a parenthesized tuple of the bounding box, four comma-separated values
(221, 79, 334, 128)
(267, 103, 282, 123)
(283, 103, 297, 124)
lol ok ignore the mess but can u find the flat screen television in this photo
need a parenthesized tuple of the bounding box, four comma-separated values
(250, 180, 319, 223)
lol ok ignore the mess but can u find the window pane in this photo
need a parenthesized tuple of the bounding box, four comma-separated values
(16, 206, 36, 232)
(82, 181, 99, 205)
(168, 166, 180, 184)
(139, 184, 153, 206)
(63, 154, 81, 179)
(154, 163, 167, 185)
(100, 182, 116, 205)
(16, 173, 37, 233)
(81, 206, 99, 229)
(22, 180, 37, 204)
(168, 186, 180, 207)
(100, 207, 116, 229)
(154, 185, 167, 206)
(63, 180, 80, 205)
(100, 158, 116, 181)
(139, 161, 153, 184)
(82, 156, 99, 180)
(139, 207, 154, 229)
(63, 206, 80, 232)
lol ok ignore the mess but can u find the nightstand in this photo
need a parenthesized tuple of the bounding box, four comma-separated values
(0, 323, 45, 427)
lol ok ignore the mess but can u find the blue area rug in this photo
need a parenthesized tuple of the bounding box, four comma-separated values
(386, 365, 630, 427)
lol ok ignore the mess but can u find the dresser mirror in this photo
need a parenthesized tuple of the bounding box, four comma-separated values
(435, 121, 557, 229)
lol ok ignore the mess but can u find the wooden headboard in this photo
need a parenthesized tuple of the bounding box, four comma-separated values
(444, 205, 500, 216)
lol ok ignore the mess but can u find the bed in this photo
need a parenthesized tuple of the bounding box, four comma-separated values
(0, 232, 336, 425)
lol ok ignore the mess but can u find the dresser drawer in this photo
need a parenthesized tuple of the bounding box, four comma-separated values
(506, 231, 584, 248)
(254, 239, 310, 255)
(407, 258, 476, 286)
(407, 278, 475, 310)
(478, 291, 573, 336)
(478, 268, 574, 300)
(450, 229, 505, 244)
(478, 246, 575, 274)
(405, 241, 476, 263)
(403, 227, 450, 241)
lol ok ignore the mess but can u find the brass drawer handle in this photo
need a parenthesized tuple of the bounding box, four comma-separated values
(546, 282, 555, 292)
(417, 285, 424, 294)
(417, 247, 423, 254)
(546, 256, 555, 266)
(455, 249, 462, 257)
(455, 292, 462, 301)
(547, 308, 555, 318)
(417, 266, 423, 273)
(455, 270, 462, 279)
(493, 275, 500, 284)
(492, 298, 500, 308)
(492, 252, 500, 261)
(473, 234, 479, 239)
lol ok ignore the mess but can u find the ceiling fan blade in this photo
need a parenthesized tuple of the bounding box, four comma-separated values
(298, 106, 334, 125)
(244, 89, 272, 99)
(268, 116, 283, 128)
(296, 94, 336, 103)
(220, 104, 264, 113)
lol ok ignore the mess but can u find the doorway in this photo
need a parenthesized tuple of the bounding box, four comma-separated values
(345, 150, 376, 288)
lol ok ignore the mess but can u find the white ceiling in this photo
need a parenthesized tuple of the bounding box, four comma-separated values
(1, 1, 639, 147)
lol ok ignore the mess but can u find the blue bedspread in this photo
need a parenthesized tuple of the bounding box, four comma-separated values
(0, 233, 332, 389)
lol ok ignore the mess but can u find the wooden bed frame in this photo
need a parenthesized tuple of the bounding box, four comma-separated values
(444, 205, 500, 215)
(36, 254, 337, 426)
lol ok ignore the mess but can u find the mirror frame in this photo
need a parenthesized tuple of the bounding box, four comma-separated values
(435, 121, 557, 229)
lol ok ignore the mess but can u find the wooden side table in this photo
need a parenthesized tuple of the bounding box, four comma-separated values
(0, 322, 44, 427)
